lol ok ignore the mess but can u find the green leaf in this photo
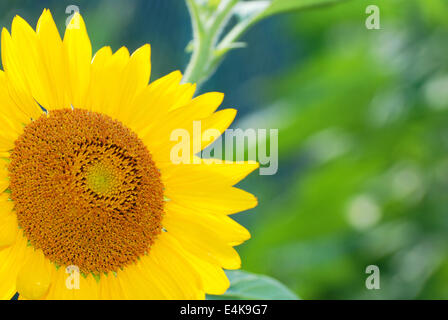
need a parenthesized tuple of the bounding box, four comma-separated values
(261, 0, 348, 19)
(209, 270, 299, 300)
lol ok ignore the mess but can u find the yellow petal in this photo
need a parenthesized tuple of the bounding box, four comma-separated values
(154, 108, 237, 159)
(115, 231, 204, 299)
(99, 273, 126, 300)
(0, 212, 17, 249)
(164, 160, 259, 188)
(0, 75, 25, 144)
(43, 268, 74, 300)
(179, 91, 224, 118)
(10, 16, 49, 107)
(3, 10, 68, 111)
(184, 250, 230, 295)
(110, 44, 152, 122)
(36, 9, 69, 109)
(1, 28, 42, 120)
(128, 70, 185, 133)
(142, 91, 224, 143)
(63, 12, 92, 109)
(0, 136, 14, 153)
(0, 117, 21, 145)
(161, 162, 259, 223)
(16, 249, 52, 300)
(169, 83, 197, 111)
(0, 163, 9, 193)
(72, 273, 100, 300)
(85, 46, 129, 114)
(138, 232, 204, 299)
(0, 193, 14, 215)
(151, 233, 204, 299)
(0, 247, 18, 299)
(165, 201, 250, 245)
(0, 232, 28, 299)
(44, 266, 103, 300)
(167, 186, 258, 216)
(117, 263, 167, 299)
(85, 46, 112, 112)
(164, 216, 242, 270)
(0, 70, 32, 128)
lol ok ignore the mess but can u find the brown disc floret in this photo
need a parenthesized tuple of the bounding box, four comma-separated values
(8, 108, 164, 275)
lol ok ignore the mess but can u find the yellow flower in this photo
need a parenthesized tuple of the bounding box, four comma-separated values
(0, 9, 258, 300)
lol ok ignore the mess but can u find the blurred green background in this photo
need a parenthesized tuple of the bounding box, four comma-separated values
(2, 0, 448, 299)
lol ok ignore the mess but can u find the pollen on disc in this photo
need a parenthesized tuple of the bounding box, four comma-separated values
(8, 108, 165, 275)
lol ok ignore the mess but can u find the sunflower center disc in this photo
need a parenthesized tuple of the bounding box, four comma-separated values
(9, 108, 164, 275)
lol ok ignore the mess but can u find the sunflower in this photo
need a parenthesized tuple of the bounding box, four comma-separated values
(0, 9, 258, 300)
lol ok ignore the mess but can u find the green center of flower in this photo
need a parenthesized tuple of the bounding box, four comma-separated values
(85, 162, 120, 195)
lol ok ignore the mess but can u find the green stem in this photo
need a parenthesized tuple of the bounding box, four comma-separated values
(182, 0, 239, 86)
(183, 0, 349, 87)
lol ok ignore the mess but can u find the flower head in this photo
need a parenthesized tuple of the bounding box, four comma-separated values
(0, 9, 257, 300)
